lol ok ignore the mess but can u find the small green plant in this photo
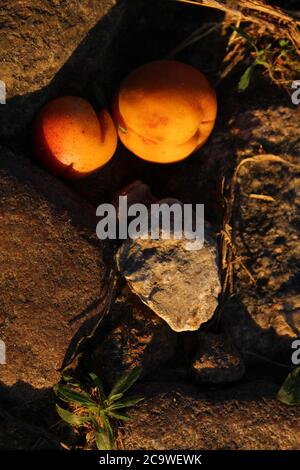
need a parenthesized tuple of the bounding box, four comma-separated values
(278, 367, 300, 406)
(54, 367, 144, 450)
(232, 26, 300, 92)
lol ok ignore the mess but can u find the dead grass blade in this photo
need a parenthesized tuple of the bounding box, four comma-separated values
(167, 23, 221, 58)
(248, 193, 275, 202)
(176, 0, 300, 89)
(176, 0, 300, 50)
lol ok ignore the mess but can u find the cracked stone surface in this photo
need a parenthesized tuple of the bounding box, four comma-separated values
(221, 106, 300, 362)
(117, 206, 221, 332)
(0, 146, 111, 402)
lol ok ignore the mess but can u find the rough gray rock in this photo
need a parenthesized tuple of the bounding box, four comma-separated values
(0, 146, 112, 402)
(92, 287, 177, 387)
(222, 106, 300, 362)
(191, 332, 245, 384)
(117, 207, 221, 332)
(121, 380, 300, 450)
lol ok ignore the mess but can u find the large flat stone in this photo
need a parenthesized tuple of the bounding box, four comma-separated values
(0, 146, 111, 401)
(0, 0, 122, 141)
(222, 106, 300, 362)
(1, 0, 117, 98)
(117, 202, 221, 332)
(117, 222, 221, 332)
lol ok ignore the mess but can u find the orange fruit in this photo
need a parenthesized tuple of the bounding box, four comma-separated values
(113, 60, 217, 164)
(34, 96, 117, 179)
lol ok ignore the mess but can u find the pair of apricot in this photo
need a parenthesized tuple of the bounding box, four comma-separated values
(34, 61, 217, 179)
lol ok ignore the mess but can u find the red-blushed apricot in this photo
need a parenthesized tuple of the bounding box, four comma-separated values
(34, 96, 117, 179)
(113, 60, 217, 163)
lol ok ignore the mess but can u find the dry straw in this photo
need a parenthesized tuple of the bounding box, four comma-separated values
(176, 0, 300, 51)
(175, 1, 300, 88)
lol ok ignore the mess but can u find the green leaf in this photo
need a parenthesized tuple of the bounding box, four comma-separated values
(54, 383, 96, 407)
(278, 367, 300, 405)
(108, 395, 144, 411)
(255, 58, 268, 67)
(89, 373, 106, 403)
(255, 51, 268, 67)
(64, 379, 82, 388)
(279, 39, 289, 48)
(56, 404, 91, 426)
(61, 372, 73, 383)
(230, 26, 257, 50)
(106, 393, 124, 405)
(60, 366, 81, 386)
(238, 64, 255, 92)
(94, 416, 114, 450)
(108, 367, 142, 401)
(62, 376, 83, 388)
(89, 372, 104, 390)
(107, 410, 132, 422)
(95, 429, 113, 450)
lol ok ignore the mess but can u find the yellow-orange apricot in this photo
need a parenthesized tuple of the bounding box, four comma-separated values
(113, 60, 217, 163)
(34, 96, 117, 179)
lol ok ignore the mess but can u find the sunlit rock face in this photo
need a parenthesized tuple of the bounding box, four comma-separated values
(0, 0, 121, 140)
(0, 146, 110, 401)
(117, 203, 221, 332)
